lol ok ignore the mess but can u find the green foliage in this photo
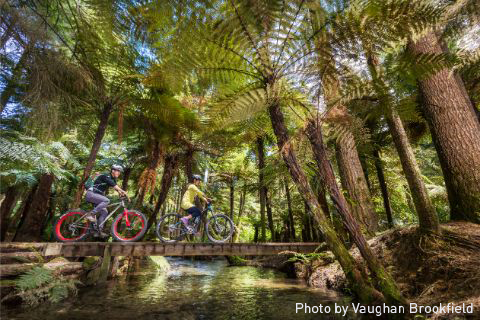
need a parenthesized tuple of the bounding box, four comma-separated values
(15, 266, 80, 305)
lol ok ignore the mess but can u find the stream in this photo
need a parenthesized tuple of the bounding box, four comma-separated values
(3, 257, 362, 320)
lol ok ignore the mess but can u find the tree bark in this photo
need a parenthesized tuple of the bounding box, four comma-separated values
(229, 180, 234, 220)
(266, 191, 275, 242)
(136, 139, 161, 207)
(304, 117, 406, 306)
(233, 185, 247, 242)
(256, 137, 267, 242)
(0, 186, 19, 241)
(386, 109, 439, 233)
(408, 33, 480, 223)
(150, 153, 180, 230)
(335, 131, 378, 236)
(268, 101, 384, 304)
(122, 167, 131, 191)
(184, 149, 194, 183)
(13, 174, 54, 242)
(373, 149, 394, 228)
(284, 178, 296, 241)
(72, 102, 114, 207)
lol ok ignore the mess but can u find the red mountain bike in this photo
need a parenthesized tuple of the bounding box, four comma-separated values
(54, 196, 147, 242)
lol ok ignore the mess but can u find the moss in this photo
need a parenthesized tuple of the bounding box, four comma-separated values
(226, 255, 248, 266)
(82, 257, 101, 270)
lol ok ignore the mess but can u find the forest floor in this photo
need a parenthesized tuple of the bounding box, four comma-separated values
(239, 222, 480, 319)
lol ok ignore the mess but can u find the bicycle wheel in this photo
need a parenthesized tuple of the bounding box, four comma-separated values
(111, 210, 148, 242)
(206, 214, 234, 243)
(156, 214, 187, 243)
(54, 210, 91, 242)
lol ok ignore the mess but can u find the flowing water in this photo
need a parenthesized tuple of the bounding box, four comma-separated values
(3, 258, 362, 320)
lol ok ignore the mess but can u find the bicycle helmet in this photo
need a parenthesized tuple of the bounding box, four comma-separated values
(192, 174, 202, 181)
(111, 164, 124, 173)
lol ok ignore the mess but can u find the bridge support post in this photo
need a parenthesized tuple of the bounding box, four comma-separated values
(98, 245, 111, 283)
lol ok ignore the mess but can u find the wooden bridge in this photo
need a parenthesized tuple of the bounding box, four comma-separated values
(0, 242, 322, 258)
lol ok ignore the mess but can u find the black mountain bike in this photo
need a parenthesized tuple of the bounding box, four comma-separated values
(156, 203, 234, 243)
(54, 196, 148, 242)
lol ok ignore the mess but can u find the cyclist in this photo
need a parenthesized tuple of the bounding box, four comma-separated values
(85, 164, 128, 237)
(180, 174, 211, 232)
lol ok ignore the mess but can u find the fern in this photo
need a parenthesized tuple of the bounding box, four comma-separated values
(14, 266, 80, 306)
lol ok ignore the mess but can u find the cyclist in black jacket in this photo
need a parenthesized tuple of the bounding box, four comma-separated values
(85, 164, 128, 237)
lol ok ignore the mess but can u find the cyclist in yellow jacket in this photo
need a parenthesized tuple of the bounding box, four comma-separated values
(180, 174, 211, 231)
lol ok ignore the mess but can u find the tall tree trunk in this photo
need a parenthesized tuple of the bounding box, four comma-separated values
(149, 153, 180, 232)
(233, 185, 247, 242)
(266, 191, 275, 241)
(373, 149, 394, 228)
(13, 174, 54, 242)
(184, 149, 194, 182)
(408, 33, 480, 223)
(72, 102, 114, 207)
(136, 139, 161, 207)
(386, 109, 439, 233)
(122, 167, 131, 191)
(0, 186, 19, 241)
(229, 180, 234, 220)
(335, 132, 378, 236)
(359, 154, 372, 191)
(304, 117, 406, 306)
(268, 102, 384, 304)
(284, 178, 295, 241)
(256, 137, 267, 242)
(303, 201, 312, 242)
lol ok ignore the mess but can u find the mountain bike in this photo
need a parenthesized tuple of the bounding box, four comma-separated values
(54, 196, 148, 242)
(156, 202, 234, 243)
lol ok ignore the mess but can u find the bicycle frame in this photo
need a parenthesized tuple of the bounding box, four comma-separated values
(74, 199, 131, 229)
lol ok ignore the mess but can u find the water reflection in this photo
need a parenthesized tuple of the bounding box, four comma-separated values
(4, 257, 360, 320)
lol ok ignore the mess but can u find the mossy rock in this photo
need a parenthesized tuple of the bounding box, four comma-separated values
(82, 257, 101, 270)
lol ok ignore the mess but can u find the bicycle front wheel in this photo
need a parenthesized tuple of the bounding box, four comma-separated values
(206, 214, 234, 243)
(111, 210, 148, 242)
(156, 214, 187, 243)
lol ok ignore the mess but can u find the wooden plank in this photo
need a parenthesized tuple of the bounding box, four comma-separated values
(0, 242, 322, 257)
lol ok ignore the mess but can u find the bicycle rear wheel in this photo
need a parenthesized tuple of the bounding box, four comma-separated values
(156, 214, 187, 242)
(206, 214, 234, 243)
(111, 210, 148, 242)
(54, 210, 91, 242)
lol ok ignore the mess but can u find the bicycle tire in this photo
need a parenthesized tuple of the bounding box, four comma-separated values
(156, 213, 187, 243)
(111, 210, 148, 242)
(54, 209, 91, 242)
(206, 214, 234, 243)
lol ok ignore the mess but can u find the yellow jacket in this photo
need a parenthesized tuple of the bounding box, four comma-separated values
(181, 184, 205, 210)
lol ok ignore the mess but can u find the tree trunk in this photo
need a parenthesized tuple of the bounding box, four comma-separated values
(72, 102, 114, 207)
(266, 191, 275, 242)
(0, 186, 19, 241)
(303, 201, 312, 242)
(359, 154, 372, 191)
(150, 153, 180, 231)
(122, 167, 131, 191)
(229, 181, 234, 220)
(373, 149, 394, 228)
(335, 132, 378, 236)
(408, 33, 480, 223)
(304, 117, 406, 306)
(256, 137, 267, 242)
(284, 178, 296, 241)
(268, 102, 384, 304)
(386, 109, 439, 233)
(136, 139, 161, 207)
(233, 185, 247, 242)
(13, 174, 54, 242)
(184, 149, 194, 183)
